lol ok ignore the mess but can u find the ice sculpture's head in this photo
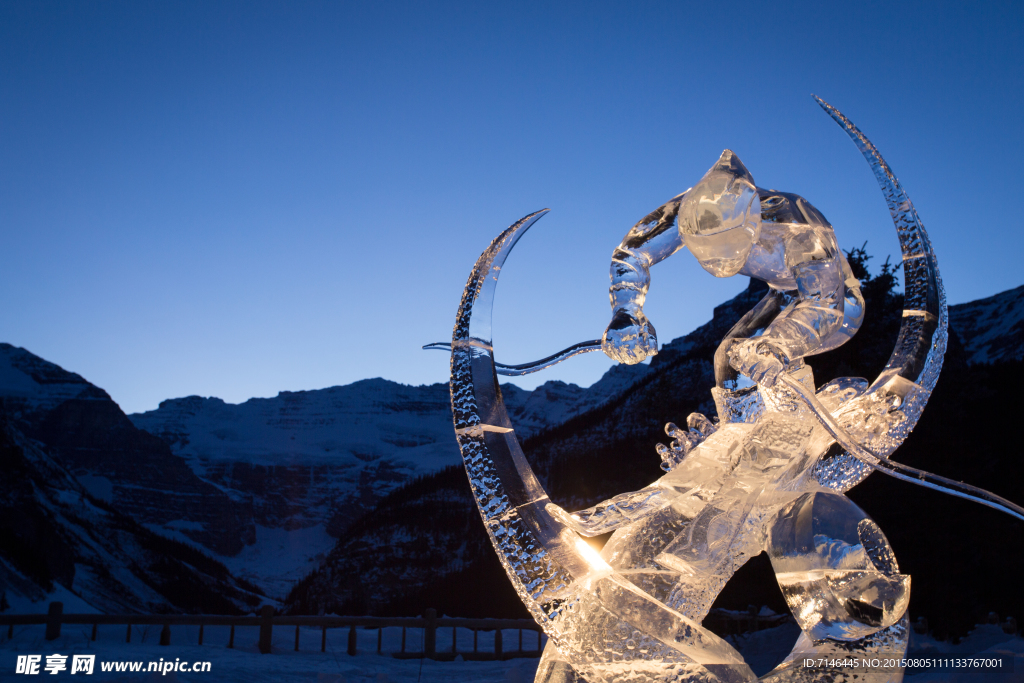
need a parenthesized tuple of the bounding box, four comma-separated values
(678, 150, 761, 278)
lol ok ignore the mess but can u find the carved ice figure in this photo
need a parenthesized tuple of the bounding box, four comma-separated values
(602, 147, 863, 395)
(433, 97, 1024, 683)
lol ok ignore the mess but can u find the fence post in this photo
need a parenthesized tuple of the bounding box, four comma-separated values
(159, 624, 171, 646)
(424, 609, 436, 659)
(347, 624, 357, 656)
(258, 605, 275, 654)
(44, 602, 63, 641)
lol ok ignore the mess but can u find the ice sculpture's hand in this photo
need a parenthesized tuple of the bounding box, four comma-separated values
(602, 309, 658, 364)
(656, 413, 718, 472)
(728, 339, 789, 387)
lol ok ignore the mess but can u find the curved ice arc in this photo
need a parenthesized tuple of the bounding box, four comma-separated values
(810, 96, 948, 492)
(448, 210, 756, 682)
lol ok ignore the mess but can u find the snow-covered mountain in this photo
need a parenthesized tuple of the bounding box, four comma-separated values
(123, 365, 650, 596)
(0, 412, 263, 614)
(0, 344, 255, 558)
(0, 340, 650, 604)
(948, 284, 1024, 365)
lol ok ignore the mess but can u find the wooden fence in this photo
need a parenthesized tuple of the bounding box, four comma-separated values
(0, 603, 544, 661)
(1, 602, 804, 660)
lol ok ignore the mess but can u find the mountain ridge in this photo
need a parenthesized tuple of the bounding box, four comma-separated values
(1, 277, 1020, 616)
(0, 410, 263, 614)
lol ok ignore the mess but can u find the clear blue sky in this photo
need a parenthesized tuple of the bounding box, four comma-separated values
(2, 1, 1022, 414)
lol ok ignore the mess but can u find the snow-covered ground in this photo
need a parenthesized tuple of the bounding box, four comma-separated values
(218, 525, 337, 600)
(3, 620, 1021, 682)
(0, 622, 543, 682)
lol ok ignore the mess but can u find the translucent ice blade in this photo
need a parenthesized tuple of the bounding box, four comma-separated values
(814, 95, 946, 390)
(811, 97, 948, 489)
(423, 339, 602, 376)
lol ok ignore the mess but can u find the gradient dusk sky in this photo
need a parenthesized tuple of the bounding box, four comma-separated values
(2, 1, 1022, 414)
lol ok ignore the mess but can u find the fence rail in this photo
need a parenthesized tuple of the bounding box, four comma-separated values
(0, 603, 544, 660)
(1, 602, 804, 660)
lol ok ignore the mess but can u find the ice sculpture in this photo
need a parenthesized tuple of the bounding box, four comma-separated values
(431, 98, 1024, 682)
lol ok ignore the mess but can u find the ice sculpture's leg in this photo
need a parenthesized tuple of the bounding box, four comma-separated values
(758, 616, 909, 683)
(766, 491, 909, 642)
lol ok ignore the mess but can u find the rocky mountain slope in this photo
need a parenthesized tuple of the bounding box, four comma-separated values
(127, 365, 650, 530)
(123, 365, 649, 597)
(0, 412, 262, 614)
(0, 344, 255, 558)
(0, 339, 649, 603)
(948, 284, 1024, 365)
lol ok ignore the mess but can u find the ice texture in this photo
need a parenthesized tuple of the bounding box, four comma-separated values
(810, 96, 947, 492)
(445, 99, 949, 682)
(767, 492, 910, 641)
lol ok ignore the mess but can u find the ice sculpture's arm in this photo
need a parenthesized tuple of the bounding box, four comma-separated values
(602, 193, 688, 364)
(731, 227, 846, 385)
(547, 487, 672, 537)
(766, 261, 845, 358)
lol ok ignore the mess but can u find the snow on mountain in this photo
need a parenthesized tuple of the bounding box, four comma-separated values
(127, 381, 460, 597)
(0, 338, 649, 604)
(0, 412, 262, 614)
(949, 284, 1024, 365)
(124, 370, 651, 598)
(0, 344, 255, 558)
(496, 363, 651, 437)
(130, 381, 457, 471)
(129, 369, 651, 477)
